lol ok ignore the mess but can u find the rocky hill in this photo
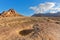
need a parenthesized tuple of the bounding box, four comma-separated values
(32, 12, 60, 17)
(0, 9, 23, 17)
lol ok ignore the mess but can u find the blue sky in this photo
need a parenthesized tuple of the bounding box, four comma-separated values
(0, 0, 60, 16)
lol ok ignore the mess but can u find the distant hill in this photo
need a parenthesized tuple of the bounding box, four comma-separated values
(32, 12, 60, 17)
(0, 9, 23, 17)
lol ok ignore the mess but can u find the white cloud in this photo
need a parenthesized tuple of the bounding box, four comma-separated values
(50, 11, 57, 13)
(30, 2, 60, 14)
(57, 8, 60, 11)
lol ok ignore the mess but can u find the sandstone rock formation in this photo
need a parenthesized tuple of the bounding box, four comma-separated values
(0, 9, 23, 17)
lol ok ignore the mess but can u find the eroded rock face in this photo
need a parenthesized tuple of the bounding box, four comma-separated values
(0, 9, 23, 17)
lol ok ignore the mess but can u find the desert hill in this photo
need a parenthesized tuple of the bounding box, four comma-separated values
(0, 9, 23, 17)
(0, 9, 60, 40)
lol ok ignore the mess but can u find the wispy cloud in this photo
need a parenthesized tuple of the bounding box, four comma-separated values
(30, 2, 60, 14)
